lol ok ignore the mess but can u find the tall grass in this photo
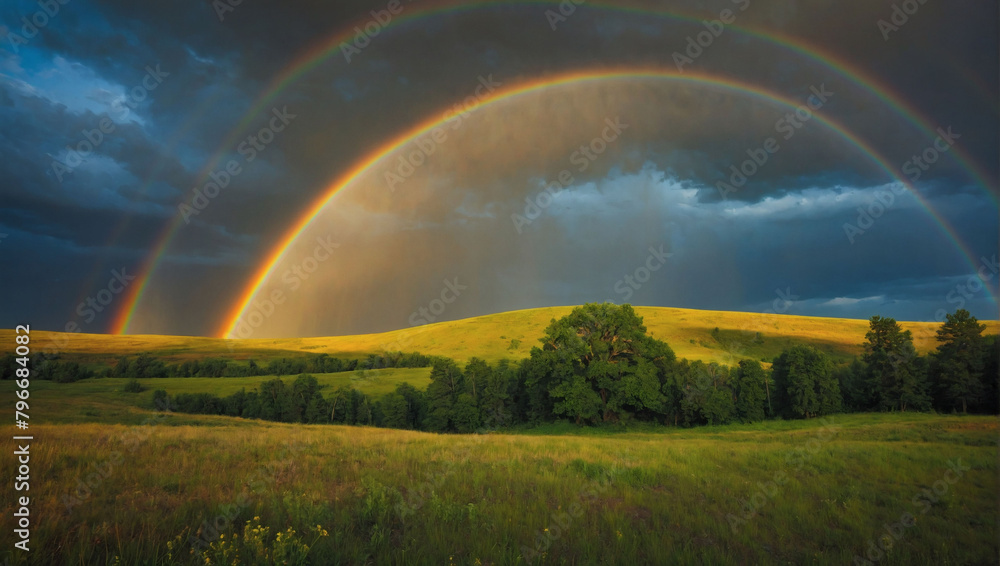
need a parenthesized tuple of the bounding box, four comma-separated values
(0, 413, 995, 565)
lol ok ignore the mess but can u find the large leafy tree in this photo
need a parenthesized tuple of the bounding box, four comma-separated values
(734, 359, 767, 423)
(380, 393, 410, 429)
(531, 303, 675, 424)
(980, 336, 999, 414)
(932, 309, 987, 413)
(863, 316, 930, 412)
(424, 359, 465, 432)
(772, 346, 839, 419)
(479, 359, 515, 429)
(836, 358, 873, 411)
(678, 361, 735, 426)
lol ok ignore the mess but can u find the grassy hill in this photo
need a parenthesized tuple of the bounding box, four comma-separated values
(7, 306, 997, 367)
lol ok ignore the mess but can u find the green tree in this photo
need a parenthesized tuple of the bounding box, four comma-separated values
(327, 385, 352, 423)
(304, 395, 330, 424)
(863, 316, 929, 412)
(291, 374, 320, 420)
(478, 360, 513, 428)
(932, 309, 986, 413)
(379, 392, 410, 429)
(531, 303, 674, 424)
(394, 382, 427, 429)
(676, 361, 734, 426)
(733, 360, 767, 423)
(773, 346, 838, 419)
(463, 357, 491, 402)
(836, 358, 872, 411)
(980, 335, 999, 414)
(451, 393, 481, 433)
(424, 359, 465, 432)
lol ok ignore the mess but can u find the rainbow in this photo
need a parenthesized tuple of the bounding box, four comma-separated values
(111, 0, 997, 335)
(216, 68, 991, 338)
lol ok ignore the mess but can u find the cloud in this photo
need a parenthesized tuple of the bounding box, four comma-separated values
(0, 0, 996, 335)
(820, 296, 886, 307)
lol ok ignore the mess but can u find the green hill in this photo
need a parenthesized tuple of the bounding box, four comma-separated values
(8, 306, 996, 367)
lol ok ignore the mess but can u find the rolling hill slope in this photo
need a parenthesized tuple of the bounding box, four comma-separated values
(8, 306, 996, 367)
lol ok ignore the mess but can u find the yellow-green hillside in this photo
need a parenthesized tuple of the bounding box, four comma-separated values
(7, 306, 996, 366)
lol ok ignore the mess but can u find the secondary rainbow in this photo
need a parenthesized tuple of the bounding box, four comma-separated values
(112, 0, 997, 335)
(217, 68, 990, 338)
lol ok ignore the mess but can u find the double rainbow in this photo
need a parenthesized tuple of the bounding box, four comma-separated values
(109, 1, 997, 337)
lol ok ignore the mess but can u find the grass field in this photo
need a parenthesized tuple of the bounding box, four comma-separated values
(7, 306, 996, 367)
(0, 409, 995, 565)
(3, 308, 998, 565)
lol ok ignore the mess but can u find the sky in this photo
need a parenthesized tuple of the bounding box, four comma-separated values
(0, 0, 997, 339)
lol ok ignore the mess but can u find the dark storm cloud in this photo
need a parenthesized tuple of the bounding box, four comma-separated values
(0, 0, 996, 335)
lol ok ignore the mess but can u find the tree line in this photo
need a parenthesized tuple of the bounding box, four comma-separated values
(0, 351, 438, 383)
(159, 304, 997, 431)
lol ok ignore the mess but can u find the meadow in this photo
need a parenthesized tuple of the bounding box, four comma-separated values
(0, 407, 995, 565)
(2, 307, 997, 565)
